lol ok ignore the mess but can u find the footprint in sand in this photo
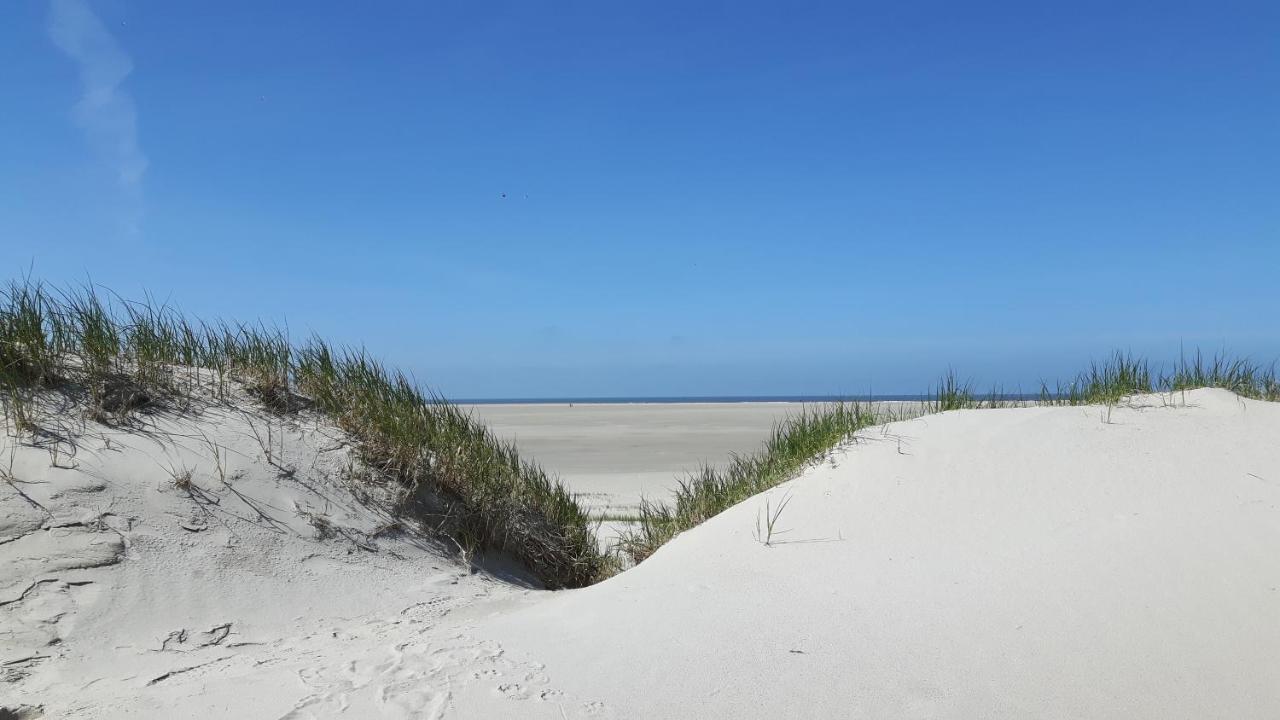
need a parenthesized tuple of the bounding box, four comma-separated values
(284, 630, 609, 719)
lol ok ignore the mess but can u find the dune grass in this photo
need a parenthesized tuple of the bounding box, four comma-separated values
(0, 278, 606, 588)
(4, 277, 1276, 582)
(1043, 351, 1280, 405)
(617, 401, 881, 563)
(617, 372, 1023, 564)
(619, 352, 1279, 564)
(924, 353, 1280, 411)
(925, 369, 1025, 412)
(292, 343, 606, 586)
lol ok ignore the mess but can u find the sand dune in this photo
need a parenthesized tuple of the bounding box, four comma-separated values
(0, 384, 522, 718)
(449, 389, 1280, 718)
(4, 389, 1278, 718)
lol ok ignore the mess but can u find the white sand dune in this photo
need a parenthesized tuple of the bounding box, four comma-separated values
(0, 386, 523, 719)
(4, 389, 1278, 718)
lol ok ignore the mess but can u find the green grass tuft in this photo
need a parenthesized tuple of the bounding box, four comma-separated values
(618, 402, 880, 563)
(928, 369, 977, 411)
(0, 278, 607, 588)
(620, 350, 1278, 567)
(294, 342, 607, 586)
(1040, 350, 1279, 405)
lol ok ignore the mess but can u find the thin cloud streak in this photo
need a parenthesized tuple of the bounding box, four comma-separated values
(47, 0, 147, 196)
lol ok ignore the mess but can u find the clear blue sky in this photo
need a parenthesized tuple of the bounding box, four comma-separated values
(2, 1, 1277, 398)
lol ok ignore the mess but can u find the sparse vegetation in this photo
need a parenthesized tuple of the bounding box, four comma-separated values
(1037, 351, 1280, 406)
(619, 352, 1279, 565)
(927, 369, 979, 411)
(3, 277, 1276, 584)
(165, 463, 195, 491)
(753, 490, 793, 547)
(619, 402, 879, 563)
(303, 509, 335, 540)
(0, 278, 606, 588)
(292, 341, 607, 586)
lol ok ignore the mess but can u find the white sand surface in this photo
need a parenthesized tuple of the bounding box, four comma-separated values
(5, 389, 1279, 718)
(448, 389, 1280, 718)
(0, 386, 526, 719)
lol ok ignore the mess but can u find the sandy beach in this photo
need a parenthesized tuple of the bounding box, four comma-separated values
(8, 1, 1275, 716)
(464, 401, 926, 515)
(453, 390, 1280, 718)
(5, 388, 1279, 718)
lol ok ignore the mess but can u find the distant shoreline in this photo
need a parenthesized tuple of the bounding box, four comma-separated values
(453, 394, 1041, 405)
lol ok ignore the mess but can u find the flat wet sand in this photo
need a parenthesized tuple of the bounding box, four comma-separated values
(463, 401, 927, 515)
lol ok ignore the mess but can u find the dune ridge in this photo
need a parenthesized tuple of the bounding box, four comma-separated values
(4, 279, 1279, 718)
(5, 388, 1279, 718)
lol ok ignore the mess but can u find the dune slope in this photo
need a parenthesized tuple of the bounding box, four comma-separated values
(450, 389, 1280, 719)
(4, 389, 1278, 719)
(0, 384, 531, 719)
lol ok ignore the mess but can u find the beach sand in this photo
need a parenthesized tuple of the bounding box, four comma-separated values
(4, 389, 1278, 718)
(464, 401, 926, 515)
(456, 390, 1280, 718)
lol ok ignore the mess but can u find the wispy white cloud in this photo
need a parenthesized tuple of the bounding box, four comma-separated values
(47, 0, 147, 195)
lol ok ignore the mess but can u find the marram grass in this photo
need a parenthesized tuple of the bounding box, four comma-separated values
(0, 279, 606, 588)
(619, 353, 1279, 564)
(3, 278, 1276, 582)
(617, 401, 882, 563)
(1044, 351, 1280, 405)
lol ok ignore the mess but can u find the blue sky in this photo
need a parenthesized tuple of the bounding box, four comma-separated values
(2, 1, 1277, 398)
